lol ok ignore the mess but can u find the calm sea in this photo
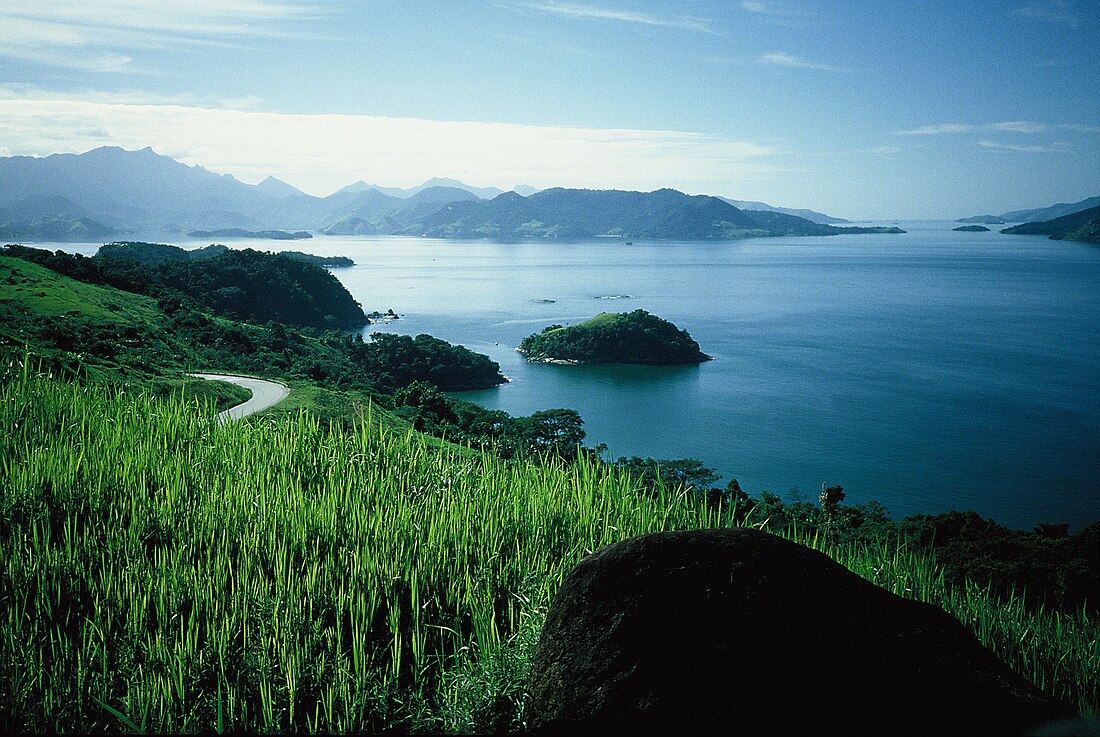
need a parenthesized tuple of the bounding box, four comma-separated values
(47, 222, 1100, 530)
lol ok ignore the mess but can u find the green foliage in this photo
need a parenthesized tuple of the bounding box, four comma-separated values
(151, 248, 365, 329)
(96, 241, 229, 265)
(348, 332, 506, 392)
(519, 309, 711, 365)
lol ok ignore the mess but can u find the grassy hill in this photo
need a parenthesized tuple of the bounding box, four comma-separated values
(1, 367, 1095, 732)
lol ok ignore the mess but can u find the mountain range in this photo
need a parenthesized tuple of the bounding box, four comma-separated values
(0, 146, 872, 242)
(959, 196, 1100, 225)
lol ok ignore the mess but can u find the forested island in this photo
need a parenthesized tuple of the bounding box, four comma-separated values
(518, 310, 712, 365)
(953, 225, 991, 232)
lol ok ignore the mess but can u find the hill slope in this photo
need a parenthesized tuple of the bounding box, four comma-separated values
(1000, 204, 1100, 241)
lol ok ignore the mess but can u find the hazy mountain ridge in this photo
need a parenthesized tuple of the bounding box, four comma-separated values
(411, 187, 895, 240)
(0, 147, 864, 241)
(959, 196, 1100, 224)
(719, 198, 849, 224)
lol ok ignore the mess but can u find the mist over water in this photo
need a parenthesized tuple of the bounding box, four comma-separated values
(51, 224, 1100, 529)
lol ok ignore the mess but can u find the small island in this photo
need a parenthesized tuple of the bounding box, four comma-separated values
(518, 309, 712, 365)
(956, 215, 1006, 225)
(953, 225, 991, 232)
(187, 228, 312, 240)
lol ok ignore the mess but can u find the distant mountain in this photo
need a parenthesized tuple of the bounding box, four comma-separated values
(323, 187, 480, 235)
(256, 176, 306, 199)
(0, 146, 324, 237)
(409, 187, 900, 240)
(995, 196, 1100, 224)
(1001, 204, 1100, 243)
(719, 198, 849, 224)
(956, 215, 1006, 225)
(0, 147, 900, 242)
(335, 178, 537, 200)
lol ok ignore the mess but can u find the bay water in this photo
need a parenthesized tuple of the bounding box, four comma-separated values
(47, 222, 1100, 530)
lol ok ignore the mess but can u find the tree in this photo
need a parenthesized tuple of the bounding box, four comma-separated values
(519, 409, 586, 459)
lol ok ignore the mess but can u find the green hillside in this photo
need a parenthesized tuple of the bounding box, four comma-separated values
(0, 368, 1095, 733)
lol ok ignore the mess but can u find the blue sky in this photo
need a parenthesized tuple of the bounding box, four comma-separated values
(1, 0, 1097, 218)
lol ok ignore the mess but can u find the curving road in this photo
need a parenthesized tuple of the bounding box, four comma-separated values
(187, 373, 291, 424)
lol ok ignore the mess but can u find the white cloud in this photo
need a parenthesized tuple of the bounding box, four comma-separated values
(516, 2, 719, 34)
(0, 0, 326, 72)
(0, 92, 779, 196)
(756, 51, 844, 72)
(740, 1, 817, 23)
(977, 139, 1071, 153)
(988, 121, 1049, 133)
(1010, 1, 1080, 25)
(898, 121, 1098, 136)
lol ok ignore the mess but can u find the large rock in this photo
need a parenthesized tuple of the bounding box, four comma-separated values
(525, 528, 1070, 735)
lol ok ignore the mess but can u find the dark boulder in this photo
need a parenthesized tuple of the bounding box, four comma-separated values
(525, 528, 1071, 735)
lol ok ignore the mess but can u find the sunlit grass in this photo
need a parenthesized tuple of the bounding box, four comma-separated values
(1, 362, 1095, 732)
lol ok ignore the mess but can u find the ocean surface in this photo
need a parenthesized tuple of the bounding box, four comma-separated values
(45, 222, 1100, 530)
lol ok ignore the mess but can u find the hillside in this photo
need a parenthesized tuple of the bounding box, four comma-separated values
(1000, 204, 1100, 241)
(2, 368, 1095, 732)
(0, 249, 503, 398)
(519, 310, 712, 365)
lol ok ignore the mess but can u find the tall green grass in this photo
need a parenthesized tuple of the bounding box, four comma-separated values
(1, 363, 1096, 732)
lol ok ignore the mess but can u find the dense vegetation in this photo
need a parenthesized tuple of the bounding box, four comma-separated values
(96, 241, 231, 265)
(1, 367, 1095, 733)
(953, 225, 990, 232)
(519, 310, 711, 365)
(3, 244, 365, 329)
(346, 333, 506, 393)
(98, 241, 355, 268)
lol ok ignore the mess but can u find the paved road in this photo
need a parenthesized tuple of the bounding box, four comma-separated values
(187, 373, 291, 423)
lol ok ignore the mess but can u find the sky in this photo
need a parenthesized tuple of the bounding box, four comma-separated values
(0, 0, 1098, 219)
